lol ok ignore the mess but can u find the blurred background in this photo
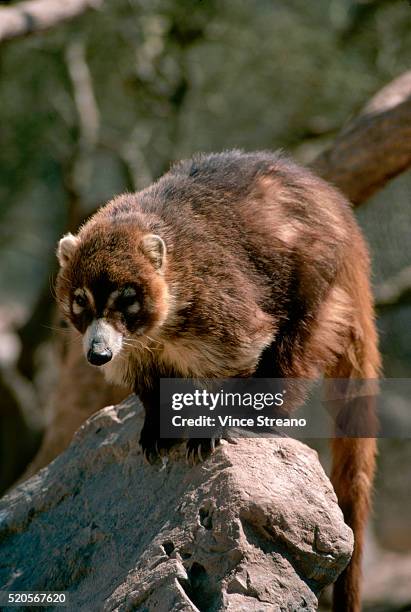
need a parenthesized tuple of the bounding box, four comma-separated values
(0, 1, 410, 609)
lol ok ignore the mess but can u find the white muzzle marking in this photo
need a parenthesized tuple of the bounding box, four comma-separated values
(83, 319, 123, 360)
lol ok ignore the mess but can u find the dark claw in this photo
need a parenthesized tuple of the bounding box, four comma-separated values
(139, 426, 177, 463)
(186, 438, 220, 464)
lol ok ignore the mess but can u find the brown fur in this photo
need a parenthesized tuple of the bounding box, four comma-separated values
(326, 242, 380, 612)
(56, 150, 380, 611)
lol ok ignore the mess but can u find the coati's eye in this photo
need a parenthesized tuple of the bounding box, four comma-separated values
(75, 294, 87, 307)
(72, 289, 88, 314)
(118, 286, 140, 314)
(106, 286, 140, 315)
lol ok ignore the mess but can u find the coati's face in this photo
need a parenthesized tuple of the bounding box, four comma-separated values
(55, 225, 169, 368)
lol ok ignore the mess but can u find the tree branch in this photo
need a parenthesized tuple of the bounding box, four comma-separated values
(375, 266, 411, 312)
(65, 39, 100, 150)
(0, 0, 102, 43)
(63, 38, 100, 227)
(312, 71, 411, 205)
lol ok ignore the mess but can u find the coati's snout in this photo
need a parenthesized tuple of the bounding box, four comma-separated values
(83, 318, 122, 366)
(88, 346, 112, 366)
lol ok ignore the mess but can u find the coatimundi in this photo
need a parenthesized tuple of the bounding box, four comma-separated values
(56, 150, 380, 612)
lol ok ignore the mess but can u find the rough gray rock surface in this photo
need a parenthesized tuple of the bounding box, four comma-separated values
(0, 396, 353, 612)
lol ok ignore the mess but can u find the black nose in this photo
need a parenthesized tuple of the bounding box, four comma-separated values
(87, 346, 112, 366)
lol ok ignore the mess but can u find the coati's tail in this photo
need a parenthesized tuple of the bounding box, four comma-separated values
(331, 438, 376, 612)
(327, 249, 381, 612)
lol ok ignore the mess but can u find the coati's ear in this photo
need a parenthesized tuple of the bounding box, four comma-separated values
(141, 234, 166, 272)
(57, 233, 80, 267)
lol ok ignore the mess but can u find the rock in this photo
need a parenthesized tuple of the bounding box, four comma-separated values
(0, 396, 353, 611)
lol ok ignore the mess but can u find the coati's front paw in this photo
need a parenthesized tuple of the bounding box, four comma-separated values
(139, 425, 176, 464)
(186, 437, 221, 464)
